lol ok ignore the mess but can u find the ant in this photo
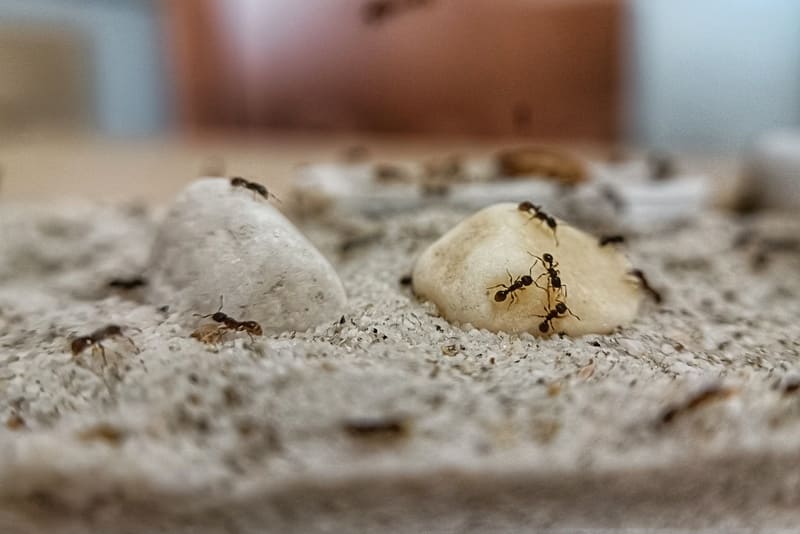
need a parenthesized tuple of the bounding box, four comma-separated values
(70, 325, 138, 365)
(659, 385, 736, 425)
(529, 252, 566, 298)
(630, 269, 662, 304)
(230, 176, 279, 203)
(108, 276, 148, 290)
(648, 152, 676, 181)
(343, 416, 409, 440)
(518, 201, 558, 245)
(534, 300, 580, 334)
(598, 235, 625, 247)
(194, 297, 263, 341)
(487, 264, 535, 308)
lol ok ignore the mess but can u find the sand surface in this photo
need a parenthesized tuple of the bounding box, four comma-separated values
(1, 200, 800, 532)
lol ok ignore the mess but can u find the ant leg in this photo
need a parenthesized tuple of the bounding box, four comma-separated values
(533, 277, 548, 292)
(552, 229, 559, 246)
(506, 292, 518, 310)
(122, 335, 140, 354)
(488, 270, 514, 292)
(528, 252, 544, 266)
(93, 344, 108, 367)
(487, 282, 510, 291)
(196, 295, 225, 319)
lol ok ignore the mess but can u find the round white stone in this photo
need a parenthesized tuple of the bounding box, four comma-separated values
(412, 203, 643, 336)
(148, 178, 346, 333)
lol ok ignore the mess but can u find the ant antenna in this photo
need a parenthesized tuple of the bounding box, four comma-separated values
(195, 295, 224, 318)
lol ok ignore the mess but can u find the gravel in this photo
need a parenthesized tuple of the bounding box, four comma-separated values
(1, 200, 799, 532)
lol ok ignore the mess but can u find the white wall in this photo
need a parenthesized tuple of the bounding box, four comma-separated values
(0, 0, 171, 135)
(628, 0, 800, 152)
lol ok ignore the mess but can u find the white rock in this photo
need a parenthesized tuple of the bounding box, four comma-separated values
(412, 203, 643, 336)
(148, 178, 346, 333)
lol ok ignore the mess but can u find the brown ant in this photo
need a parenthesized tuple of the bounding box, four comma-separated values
(108, 276, 148, 290)
(194, 297, 263, 341)
(230, 176, 279, 203)
(648, 152, 676, 181)
(487, 264, 535, 308)
(372, 163, 410, 183)
(534, 300, 580, 334)
(598, 235, 625, 247)
(70, 325, 138, 365)
(529, 252, 566, 298)
(362, 0, 431, 25)
(343, 416, 409, 440)
(630, 269, 663, 304)
(518, 201, 558, 245)
(659, 385, 736, 425)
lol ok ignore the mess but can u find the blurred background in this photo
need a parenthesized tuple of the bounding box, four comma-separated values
(1, 0, 800, 201)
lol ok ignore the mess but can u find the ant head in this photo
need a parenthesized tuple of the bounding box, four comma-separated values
(104, 325, 123, 336)
(543, 253, 553, 263)
(494, 291, 507, 302)
(242, 321, 262, 335)
(230, 176, 247, 186)
(555, 302, 567, 314)
(538, 321, 549, 333)
(518, 201, 533, 212)
(71, 337, 93, 355)
(520, 275, 533, 286)
(211, 312, 227, 322)
(546, 217, 557, 228)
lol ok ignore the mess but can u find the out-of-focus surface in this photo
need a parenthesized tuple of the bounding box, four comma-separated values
(0, 135, 743, 207)
(0, 0, 171, 136)
(628, 0, 800, 152)
(0, 26, 90, 135)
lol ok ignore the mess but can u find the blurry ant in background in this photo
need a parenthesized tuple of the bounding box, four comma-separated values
(362, 0, 432, 25)
(518, 201, 559, 245)
(230, 177, 280, 203)
(373, 163, 411, 184)
(529, 252, 566, 298)
(193, 297, 263, 342)
(647, 152, 676, 181)
(630, 269, 663, 304)
(598, 235, 625, 247)
(487, 264, 535, 308)
(70, 325, 138, 365)
(108, 276, 148, 290)
(534, 301, 580, 334)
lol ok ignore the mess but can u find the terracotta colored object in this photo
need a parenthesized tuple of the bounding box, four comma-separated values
(162, 0, 622, 139)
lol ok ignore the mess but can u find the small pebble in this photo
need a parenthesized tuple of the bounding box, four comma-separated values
(412, 203, 643, 336)
(148, 178, 347, 333)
